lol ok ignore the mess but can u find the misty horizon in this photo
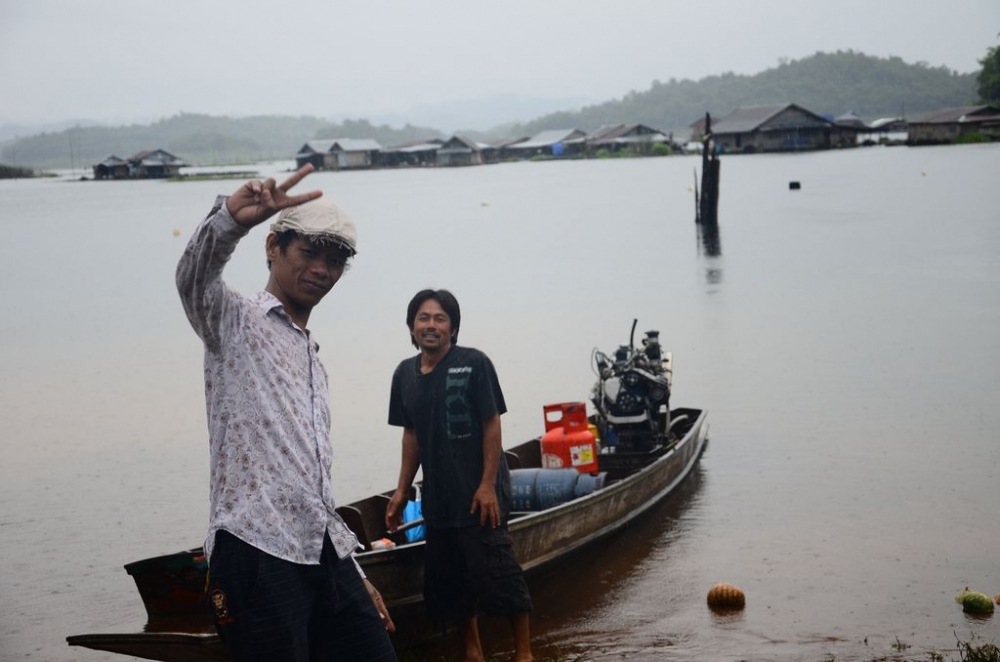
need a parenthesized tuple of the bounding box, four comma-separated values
(2, 0, 997, 132)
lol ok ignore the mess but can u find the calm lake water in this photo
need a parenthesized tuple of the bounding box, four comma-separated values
(1, 145, 998, 661)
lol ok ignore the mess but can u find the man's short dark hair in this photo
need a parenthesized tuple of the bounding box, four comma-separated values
(406, 289, 461, 348)
(268, 230, 299, 269)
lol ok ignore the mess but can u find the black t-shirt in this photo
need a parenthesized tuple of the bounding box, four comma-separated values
(388, 345, 511, 528)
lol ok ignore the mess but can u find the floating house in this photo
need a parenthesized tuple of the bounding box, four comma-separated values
(127, 149, 187, 178)
(91, 149, 186, 179)
(708, 103, 857, 153)
(586, 123, 672, 153)
(294, 138, 383, 170)
(380, 139, 444, 167)
(294, 140, 337, 169)
(92, 155, 130, 180)
(436, 136, 485, 166)
(906, 106, 1000, 144)
(484, 136, 530, 161)
(508, 128, 588, 157)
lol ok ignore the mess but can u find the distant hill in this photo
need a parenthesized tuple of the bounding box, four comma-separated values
(1, 50, 980, 169)
(0, 114, 444, 170)
(494, 50, 979, 138)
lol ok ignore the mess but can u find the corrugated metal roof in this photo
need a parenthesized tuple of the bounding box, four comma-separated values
(297, 138, 382, 154)
(588, 124, 629, 141)
(710, 104, 793, 134)
(386, 142, 442, 153)
(127, 149, 185, 165)
(437, 135, 481, 153)
(834, 110, 866, 127)
(332, 138, 382, 152)
(908, 105, 1000, 124)
(383, 139, 445, 152)
(869, 117, 905, 129)
(298, 139, 337, 155)
(512, 128, 587, 149)
(588, 123, 667, 144)
(97, 155, 126, 166)
(486, 136, 530, 148)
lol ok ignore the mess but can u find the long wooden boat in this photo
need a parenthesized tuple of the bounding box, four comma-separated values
(69, 328, 708, 660)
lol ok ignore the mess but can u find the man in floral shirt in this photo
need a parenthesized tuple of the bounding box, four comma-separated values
(177, 165, 396, 661)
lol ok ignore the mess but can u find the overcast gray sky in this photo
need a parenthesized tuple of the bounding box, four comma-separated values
(2, 0, 998, 128)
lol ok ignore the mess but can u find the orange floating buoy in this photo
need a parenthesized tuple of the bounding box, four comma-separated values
(707, 582, 746, 610)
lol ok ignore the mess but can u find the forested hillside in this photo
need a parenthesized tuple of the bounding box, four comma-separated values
(0, 114, 444, 170)
(1, 50, 979, 169)
(496, 50, 978, 138)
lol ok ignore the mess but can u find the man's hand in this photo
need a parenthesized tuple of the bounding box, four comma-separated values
(471, 484, 500, 528)
(363, 578, 396, 633)
(226, 163, 322, 229)
(385, 490, 407, 533)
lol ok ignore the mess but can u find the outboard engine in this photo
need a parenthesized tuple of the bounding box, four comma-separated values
(591, 321, 672, 452)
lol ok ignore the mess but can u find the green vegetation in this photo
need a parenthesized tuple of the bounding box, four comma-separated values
(499, 50, 977, 138)
(0, 163, 35, 178)
(977, 45, 1000, 104)
(955, 132, 995, 144)
(955, 632, 1000, 662)
(0, 113, 444, 170)
(167, 171, 260, 182)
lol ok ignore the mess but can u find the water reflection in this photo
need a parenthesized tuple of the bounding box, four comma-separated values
(515, 464, 707, 659)
(696, 211, 723, 289)
(696, 216, 722, 258)
(395, 464, 707, 661)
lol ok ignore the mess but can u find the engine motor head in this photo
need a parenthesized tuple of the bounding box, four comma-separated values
(591, 323, 672, 452)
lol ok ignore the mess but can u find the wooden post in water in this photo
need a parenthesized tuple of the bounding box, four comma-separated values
(696, 113, 720, 226)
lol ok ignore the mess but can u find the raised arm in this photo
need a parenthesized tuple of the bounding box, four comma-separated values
(176, 165, 322, 350)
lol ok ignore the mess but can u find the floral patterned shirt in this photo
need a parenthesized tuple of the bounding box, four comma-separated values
(176, 196, 360, 564)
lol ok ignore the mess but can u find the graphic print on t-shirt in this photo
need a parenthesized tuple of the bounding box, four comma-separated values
(445, 366, 473, 440)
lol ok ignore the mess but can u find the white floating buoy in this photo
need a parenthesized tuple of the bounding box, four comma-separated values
(172, 228, 181, 237)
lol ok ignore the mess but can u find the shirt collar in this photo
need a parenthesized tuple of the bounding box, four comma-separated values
(251, 291, 318, 349)
(251, 290, 284, 314)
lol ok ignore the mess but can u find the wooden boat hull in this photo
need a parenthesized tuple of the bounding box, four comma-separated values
(361, 407, 707, 606)
(65, 631, 227, 662)
(68, 407, 707, 660)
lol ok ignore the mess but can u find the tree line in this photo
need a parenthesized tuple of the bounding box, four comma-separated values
(1, 49, 989, 170)
(498, 50, 980, 139)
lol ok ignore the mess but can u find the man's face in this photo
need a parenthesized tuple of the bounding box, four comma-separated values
(266, 234, 347, 312)
(412, 299, 453, 353)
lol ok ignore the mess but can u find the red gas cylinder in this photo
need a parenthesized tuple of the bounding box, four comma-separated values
(541, 402, 598, 474)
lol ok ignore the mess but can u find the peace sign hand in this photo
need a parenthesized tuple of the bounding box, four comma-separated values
(226, 164, 323, 229)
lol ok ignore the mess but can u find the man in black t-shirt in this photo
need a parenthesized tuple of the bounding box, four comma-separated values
(386, 289, 533, 662)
